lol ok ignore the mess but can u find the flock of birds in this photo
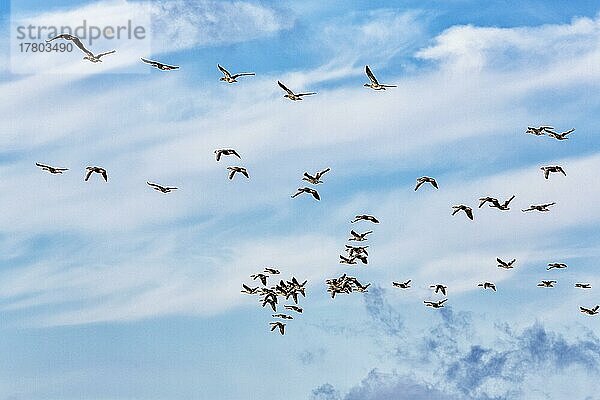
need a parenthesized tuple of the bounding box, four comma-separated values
(241, 268, 307, 335)
(37, 33, 598, 338)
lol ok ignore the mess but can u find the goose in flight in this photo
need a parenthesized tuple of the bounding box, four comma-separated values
(477, 282, 497, 291)
(497, 258, 516, 269)
(351, 215, 380, 224)
(429, 284, 447, 296)
(291, 187, 320, 201)
(140, 57, 179, 70)
(46, 34, 115, 63)
(526, 126, 554, 136)
(264, 267, 280, 275)
(284, 305, 303, 313)
(424, 299, 447, 309)
(277, 81, 316, 101)
(490, 195, 516, 211)
(353, 254, 368, 265)
(348, 230, 373, 242)
(227, 166, 249, 180)
(452, 204, 474, 220)
(345, 245, 369, 256)
(415, 176, 438, 191)
(302, 168, 330, 185)
(251, 273, 268, 286)
(364, 65, 396, 90)
(339, 255, 357, 265)
(575, 283, 592, 289)
(522, 202, 555, 212)
(85, 166, 108, 182)
(214, 149, 241, 161)
(270, 321, 286, 335)
(547, 128, 574, 141)
(541, 165, 566, 179)
(241, 284, 260, 294)
(547, 263, 568, 270)
(580, 305, 599, 316)
(272, 314, 293, 320)
(217, 64, 254, 83)
(147, 181, 178, 193)
(392, 280, 411, 289)
(537, 280, 557, 288)
(36, 163, 68, 174)
(478, 197, 499, 208)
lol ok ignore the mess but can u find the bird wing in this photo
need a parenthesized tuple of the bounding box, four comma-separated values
(297, 92, 317, 97)
(232, 150, 241, 159)
(241, 169, 249, 178)
(431, 179, 439, 189)
(365, 65, 379, 85)
(497, 258, 506, 266)
(277, 81, 295, 96)
(50, 34, 94, 57)
(101, 169, 108, 182)
(414, 180, 424, 191)
(84, 169, 93, 181)
(310, 189, 320, 200)
(228, 170, 235, 180)
(231, 72, 255, 79)
(217, 64, 231, 78)
(96, 50, 116, 59)
(315, 168, 330, 179)
(465, 208, 474, 220)
(141, 57, 159, 67)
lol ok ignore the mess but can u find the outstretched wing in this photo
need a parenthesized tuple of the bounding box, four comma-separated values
(48, 34, 94, 57)
(365, 65, 379, 85)
(101, 169, 108, 182)
(96, 50, 116, 59)
(217, 64, 231, 78)
(231, 72, 255, 79)
(278, 81, 295, 96)
(315, 168, 330, 179)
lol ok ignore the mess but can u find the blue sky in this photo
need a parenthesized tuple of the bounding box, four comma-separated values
(1, 0, 600, 399)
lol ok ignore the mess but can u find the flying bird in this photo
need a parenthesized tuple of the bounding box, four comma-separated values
(541, 165, 566, 179)
(264, 267, 280, 275)
(392, 280, 411, 289)
(291, 187, 320, 201)
(490, 195, 516, 211)
(522, 203, 555, 212)
(302, 168, 330, 185)
(575, 283, 592, 289)
(241, 284, 259, 294)
(277, 81, 316, 101)
(214, 149, 241, 161)
(525, 126, 554, 136)
(547, 263, 568, 270)
(429, 284, 448, 296)
(272, 314, 293, 320)
(478, 196, 499, 208)
(547, 128, 574, 141)
(348, 230, 373, 242)
(339, 255, 357, 265)
(363, 65, 396, 90)
(497, 258, 516, 269)
(147, 181, 178, 193)
(36, 163, 68, 174)
(424, 299, 447, 308)
(284, 305, 303, 313)
(269, 321, 286, 335)
(227, 166, 249, 180)
(217, 64, 255, 83)
(415, 176, 439, 191)
(141, 57, 179, 70)
(477, 282, 497, 291)
(452, 204, 474, 220)
(351, 215, 380, 224)
(84, 166, 107, 182)
(537, 280, 557, 288)
(579, 305, 599, 316)
(46, 34, 115, 63)
(251, 273, 268, 286)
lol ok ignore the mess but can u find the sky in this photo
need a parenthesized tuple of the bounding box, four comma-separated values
(1, 0, 600, 399)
